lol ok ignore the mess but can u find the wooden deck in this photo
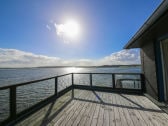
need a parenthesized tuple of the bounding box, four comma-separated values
(17, 89, 168, 126)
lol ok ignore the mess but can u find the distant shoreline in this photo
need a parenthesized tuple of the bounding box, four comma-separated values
(0, 64, 141, 69)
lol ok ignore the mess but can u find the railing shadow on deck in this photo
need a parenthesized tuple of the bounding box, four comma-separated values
(0, 72, 145, 125)
(39, 95, 73, 126)
(73, 90, 164, 113)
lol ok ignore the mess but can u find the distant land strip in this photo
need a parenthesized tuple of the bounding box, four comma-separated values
(0, 64, 141, 69)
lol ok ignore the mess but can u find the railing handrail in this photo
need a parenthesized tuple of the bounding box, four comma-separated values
(0, 72, 142, 90)
(0, 72, 144, 125)
(0, 73, 72, 90)
(73, 72, 142, 75)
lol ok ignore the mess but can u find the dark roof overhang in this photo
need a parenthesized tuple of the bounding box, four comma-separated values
(124, 0, 168, 49)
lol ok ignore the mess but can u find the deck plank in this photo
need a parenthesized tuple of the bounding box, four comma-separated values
(103, 93, 110, 126)
(98, 92, 106, 126)
(91, 101, 100, 126)
(72, 91, 95, 126)
(16, 89, 168, 126)
(139, 96, 162, 126)
(53, 91, 85, 125)
(108, 93, 116, 126)
(119, 93, 133, 126)
(118, 94, 134, 126)
(132, 95, 156, 126)
(121, 94, 144, 126)
(79, 99, 95, 126)
(137, 95, 168, 126)
(85, 102, 97, 126)
(61, 91, 91, 126)
(116, 93, 129, 126)
(113, 93, 123, 126)
(125, 94, 147, 126)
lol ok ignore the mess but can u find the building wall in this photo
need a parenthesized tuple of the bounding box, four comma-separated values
(141, 41, 158, 100)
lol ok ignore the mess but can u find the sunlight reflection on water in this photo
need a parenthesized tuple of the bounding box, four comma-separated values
(0, 66, 141, 122)
(65, 67, 83, 73)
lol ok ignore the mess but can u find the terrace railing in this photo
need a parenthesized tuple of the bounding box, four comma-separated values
(0, 72, 145, 125)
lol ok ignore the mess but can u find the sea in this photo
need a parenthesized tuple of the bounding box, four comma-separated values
(0, 66, 141, 122)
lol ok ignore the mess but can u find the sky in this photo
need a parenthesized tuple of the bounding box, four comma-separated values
(0, 0, 162, 67)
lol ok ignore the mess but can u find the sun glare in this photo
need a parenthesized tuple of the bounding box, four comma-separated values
(64, 20, 80, 39)
(65, 67, 82, 73)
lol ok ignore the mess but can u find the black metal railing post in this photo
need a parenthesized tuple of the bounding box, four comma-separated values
(90, 73, 92, 87)
(72, 73, 74, 86)
(72, 73, 74, 98)
(55, 77, 58, 96)
(10, 86, 17, 120)
(0, 72, 144, 125)
(112, 74, 115, 89)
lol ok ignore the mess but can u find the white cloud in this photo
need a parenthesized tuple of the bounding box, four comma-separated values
(0, 48, 140, 68)
(98, 49, 140, 65)
(54, 23, 65, 36)
(46, 24, 51, 31)
(54, 23, 70, 43)
(54, 20, 80, 43)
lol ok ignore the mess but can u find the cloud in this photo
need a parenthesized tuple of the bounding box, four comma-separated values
(0, 48, 140, 68)
(54, 23, 70, 43)
(54, 23, 65, 36)
(46, 24, 51, 31)
(98, 49, 140, 65)
(0, 48, 62, 67)
(54, 20, 80, 43)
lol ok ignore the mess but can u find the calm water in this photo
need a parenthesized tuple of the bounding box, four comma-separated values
(0, 66, 141, 86)
(0, 66, 141, 122)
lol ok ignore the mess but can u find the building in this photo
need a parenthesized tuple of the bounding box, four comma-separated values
(124, 0, 168, 102)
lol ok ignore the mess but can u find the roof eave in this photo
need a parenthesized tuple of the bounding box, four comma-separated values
(124, 0, 168, 49)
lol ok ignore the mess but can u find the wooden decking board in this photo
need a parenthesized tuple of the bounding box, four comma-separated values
(116, 93, 130, 126)
(113, 93, 123, 126)
(74, 90, 96, 126)
(72, 100, 90, 126)
(127, 95, 148, 126)
(59, 91, 91, 126)
(123, 95, 145, 126)
(108, 93, 116, 126)
(72, 91, 95, 126)
(141, 96, 168, 120)
(118, 93, 134, 126)
(118, 94, 134, 126)
(68, 91, 93, 126)
(137, 95, 168, 126)
(16, 89, 168, 126)
(97, 93, 105, 126)
(53, 91, 85, 126)
(132, 95, 155, 126)
(68, 90, 94, 126)
(129, 95, 148, 126)
(90, 101, 100, 126)
(79, 95, 95, 126)
(16, 91, 72, 126)
(51, 96, 78, 124)
(137, 96, 162, 126)
(53, 101, 77, 126)
(84, 101, 97, 126)
(61, 101, 84, 126)
(103, 93, 110, 126)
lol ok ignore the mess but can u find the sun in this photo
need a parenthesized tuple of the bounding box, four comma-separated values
(64, 20, 80, 39)
(55, 19, 81, 41)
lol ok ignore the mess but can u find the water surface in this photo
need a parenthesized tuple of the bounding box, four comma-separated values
(0, 66, 141, 122)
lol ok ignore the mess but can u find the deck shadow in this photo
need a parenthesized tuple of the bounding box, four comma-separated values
(74, 91, 164, 113)
(40, 97, 73, 126)
(119, 94, 144, 108)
